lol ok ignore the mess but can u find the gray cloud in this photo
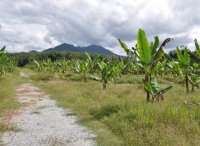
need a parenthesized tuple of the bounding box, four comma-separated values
(44, 36, 52, 45)
(0, 0, 199, 54)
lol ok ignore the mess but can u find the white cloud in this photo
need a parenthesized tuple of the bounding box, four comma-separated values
(0, 0, 199, 54)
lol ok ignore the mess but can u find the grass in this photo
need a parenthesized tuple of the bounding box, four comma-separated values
(26, 70, 200, 146)
(0, 69, 29, 134)
(0, 74, 18, 116)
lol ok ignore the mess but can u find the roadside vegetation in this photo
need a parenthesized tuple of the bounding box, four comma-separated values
(0, 46, 23, 137)
(0, 72, 20, 133)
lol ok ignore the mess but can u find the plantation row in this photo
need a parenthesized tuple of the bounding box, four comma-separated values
(0, 46, 15, 78)
(26, 29, 200, 103)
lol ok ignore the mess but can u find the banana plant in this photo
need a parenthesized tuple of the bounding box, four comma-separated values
(194, 39, 200, 58)
(89, 58, 123, 89)
(88, 54, 104, 74)
(0, 46, 15, 77)
(74, 59, 90, 82)
(109, 58, 124, 84)
(0, 55, 6, 77)
(56, 59, 71, 74)
(119, 29, 172, 102)
(97, 61, 113, 90)
(32, 60, 41, 71)
(144, 79, 172, 102)
(0, 47, 6, 76)
(188, 73, 200, 91)
(168, 61, 182, 76)
(176, 47, 191, 92)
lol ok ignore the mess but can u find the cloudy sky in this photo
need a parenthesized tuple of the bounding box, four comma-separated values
(0, 0, 200, 55)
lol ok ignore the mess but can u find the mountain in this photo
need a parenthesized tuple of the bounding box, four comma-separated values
(44, 43, 116, 56)
(30, 50, 38, 53)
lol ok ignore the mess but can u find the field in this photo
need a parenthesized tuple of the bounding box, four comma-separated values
(20, 68, 200, 146)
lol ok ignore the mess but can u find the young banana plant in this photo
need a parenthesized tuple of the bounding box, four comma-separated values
(187, 60, 200, 92)
(56, 59, 71, 74)
(169, 61, 182, 76)
(119, 29, 172, 102)
(176, 47, 191, 92)
(144, 79, 172, 102)
(97, 61, 113, 90)
(188, 73, 200, 91)
(74, 59, 90, 82)
(88, 54, 104, 74)
(109, 59, 124, 84)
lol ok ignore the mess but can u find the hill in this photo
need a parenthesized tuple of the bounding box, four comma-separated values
(44, 43, 116, 56)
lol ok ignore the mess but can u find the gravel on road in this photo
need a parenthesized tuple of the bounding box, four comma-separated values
(2, 83, 96, 146)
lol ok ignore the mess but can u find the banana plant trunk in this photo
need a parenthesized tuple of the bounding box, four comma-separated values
(103, 80, 107, 90)
(145, 73, 151, 102)
(185, 73, 189, 92)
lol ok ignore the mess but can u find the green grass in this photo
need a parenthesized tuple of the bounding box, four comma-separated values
(115, 74, 143, 84)
(0, 69, 28, 134)
(27, 70, 200, 146)
(0, 72, 19, 116)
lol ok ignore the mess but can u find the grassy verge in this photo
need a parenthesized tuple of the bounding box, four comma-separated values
(27, 69, 200, 146)
(0, 69, 28, 134)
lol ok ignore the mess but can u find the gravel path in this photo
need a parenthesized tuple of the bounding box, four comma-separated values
(2, 83, 96, 146)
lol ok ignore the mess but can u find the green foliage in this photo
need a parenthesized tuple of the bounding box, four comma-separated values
(119, 29, 172, 102)
(144, 79, 172, 101)
(9, 50, 115, 67)
(118, 39, 130, 55)
(97, 61, 113, 89)
(176, 47, 190, 67)
(194, 39, 200, 57)
(150, 36, 160, 57)
(0, 46, 15, 77)
(175, 47, 200, 92)
(137, 29, 152, 65)
(74, 59, 90, 82)
(189, 74, 200, 91)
